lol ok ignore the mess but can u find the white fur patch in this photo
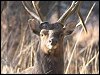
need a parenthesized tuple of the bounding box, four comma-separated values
(48, 45, 53, 49)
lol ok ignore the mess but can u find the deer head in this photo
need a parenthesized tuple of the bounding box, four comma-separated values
(22, 1, 85, 55)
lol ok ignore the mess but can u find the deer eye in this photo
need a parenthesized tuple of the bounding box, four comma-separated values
(40, 30, 48, 37)
(40, 33, 44, 37)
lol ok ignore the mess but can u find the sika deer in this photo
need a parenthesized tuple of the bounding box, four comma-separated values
(21, 1, 87, 74)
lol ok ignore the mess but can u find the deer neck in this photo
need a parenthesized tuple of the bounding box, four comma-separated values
(34, 42, 64, 74)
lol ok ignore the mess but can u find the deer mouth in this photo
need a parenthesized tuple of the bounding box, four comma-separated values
(47, 44, 58, 50)
(43, 44, 57, 55)
(46, 44, 58, 54)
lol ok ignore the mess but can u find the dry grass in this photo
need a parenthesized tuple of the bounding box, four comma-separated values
(1, 1, 99, 74)
(64, 23, 99, 74)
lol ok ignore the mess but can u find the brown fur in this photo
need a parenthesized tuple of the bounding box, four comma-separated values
(20, 21, 75, 74)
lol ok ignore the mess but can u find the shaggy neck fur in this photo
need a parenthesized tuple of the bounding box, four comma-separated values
(34, 41, 64, 74)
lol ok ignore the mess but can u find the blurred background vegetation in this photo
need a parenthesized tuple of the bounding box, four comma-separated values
(1, 1, 99, 74)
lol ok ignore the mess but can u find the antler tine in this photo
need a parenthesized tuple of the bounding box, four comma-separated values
(57, 1, 81, 24)
(22, 1, 43, 23)
(32, 1, 43, 23)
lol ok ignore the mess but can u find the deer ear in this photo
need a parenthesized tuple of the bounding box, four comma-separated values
(28, 19, 41, 35)
(63, 21, 76, 35)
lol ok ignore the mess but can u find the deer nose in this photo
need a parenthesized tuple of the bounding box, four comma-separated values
(49, 38, 57, 45)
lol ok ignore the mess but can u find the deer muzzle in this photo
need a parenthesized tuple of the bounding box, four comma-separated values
(47, 37, 58, 50)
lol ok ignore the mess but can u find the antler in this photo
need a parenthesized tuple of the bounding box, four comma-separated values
(57, 1, 81, 24)
(22, 1, 87, 33)
(57, 1, 88, 33)
(22, 1, 43, 23)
